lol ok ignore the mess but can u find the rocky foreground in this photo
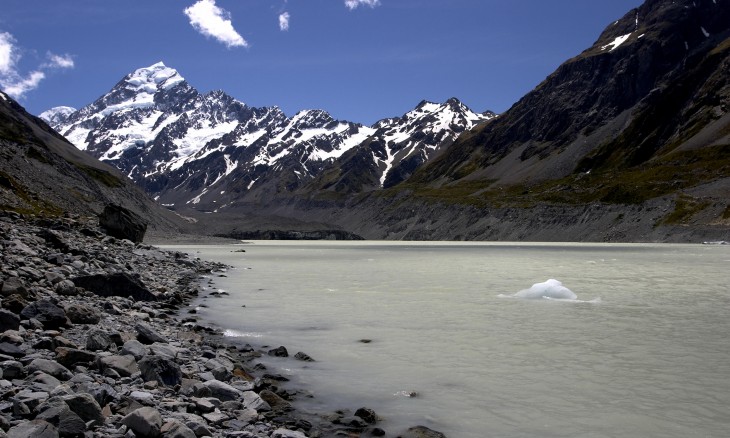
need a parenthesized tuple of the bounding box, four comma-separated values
(0, 211, 445, 438)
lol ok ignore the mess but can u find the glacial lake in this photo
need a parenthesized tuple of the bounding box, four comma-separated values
(163, 242, 730, 437)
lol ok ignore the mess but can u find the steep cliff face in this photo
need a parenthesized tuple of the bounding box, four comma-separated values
(415, 0, 730, 188)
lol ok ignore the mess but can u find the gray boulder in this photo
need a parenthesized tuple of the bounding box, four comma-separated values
(28, 373, 62, 393)
(97, 354, 138, 377)
(355, 407, 378, 424)
(1, 294, 28, 314)
(0, 331, 22, 345)
(0, 342, 25, 358)
(99, 204, 147, 243)
(26, 359, 73, 381)
(267, 346, 288, 357)
(54, 280, 77, 297)
(135, 322, 167, 344)
(0, 360, 25, 379)
(401, 426, 447, 438)
(121, 406, 162, 437)
(0, 310, 20, 332)
(7, 420, 59, 438)
(62, 393, 104, 427)
(138, 355, 182, 387)
(54, 348, 96, 368)
(120, 339, 147, 360)
(202, 380, 241, 402)
(272, 429, 307, 438)
(147, 343, 183, 359)
(64, 303, 100, 324)
(19, 300, 70, 330)
(37, 229, 70, 252)
(1, 277, 28, 298)
(85, 329, 114, 351)
(242, 391, 270, 412)
(259, 390, 290, 411)
(184, 419, 212, 437)
(13, 390, 49, 411)
(35, 397, 86, 437)
(294, 351, 315, 362)
(160, 420, 197, 438)
(86, 383, 119, 408)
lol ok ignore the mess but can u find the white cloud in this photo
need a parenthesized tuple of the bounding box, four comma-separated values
(0, 32, 74, 100)
(44, 53, 75, 69)
(184, 0, 248, 48)
(279, 12, 290, 31)
(0, 32, 19, 76)
(2, 70, 45, 98)
(344, 0, 381, 10)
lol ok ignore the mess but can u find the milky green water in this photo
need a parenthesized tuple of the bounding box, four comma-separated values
(164, 242, 730, 437)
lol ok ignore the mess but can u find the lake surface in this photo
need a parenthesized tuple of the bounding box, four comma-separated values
(164, 242, 730, 437)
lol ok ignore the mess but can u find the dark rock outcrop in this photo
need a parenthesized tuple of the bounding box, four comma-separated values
(138, 356, 183, 387)
(72, 272, 158, 302)
(98, 204, 148, 243)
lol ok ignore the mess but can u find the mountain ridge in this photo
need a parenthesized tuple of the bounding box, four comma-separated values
(44, 63, 494, 212)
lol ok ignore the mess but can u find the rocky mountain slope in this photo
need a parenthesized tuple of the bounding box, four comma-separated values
(250, 0, 730, 242)
(0, 90, 182, 235)
(46, 63, 492, 213)
(413, 0, 730, 196)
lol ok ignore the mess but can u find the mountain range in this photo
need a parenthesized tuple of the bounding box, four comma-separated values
(19, 0, 730, 242)
(42, 65, 494, 214)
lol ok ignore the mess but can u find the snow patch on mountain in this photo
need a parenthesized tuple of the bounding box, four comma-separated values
(169, 120, 239, 171)
(127, 62, 184, 91)
(39, 106, 76, 126)
(602, 33, 632, 52)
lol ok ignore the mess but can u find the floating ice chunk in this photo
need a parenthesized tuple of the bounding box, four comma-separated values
(514, 279, 577, 300)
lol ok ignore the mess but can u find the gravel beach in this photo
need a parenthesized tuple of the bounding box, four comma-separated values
(0, 211, 446, 438)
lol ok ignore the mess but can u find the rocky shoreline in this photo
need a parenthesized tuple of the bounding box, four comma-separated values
(0, 211, 446, 438)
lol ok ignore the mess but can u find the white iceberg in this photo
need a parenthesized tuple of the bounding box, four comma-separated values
(514, 279, 578, 300)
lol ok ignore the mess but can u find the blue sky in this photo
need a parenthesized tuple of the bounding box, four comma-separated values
(1, 0, 643, 125)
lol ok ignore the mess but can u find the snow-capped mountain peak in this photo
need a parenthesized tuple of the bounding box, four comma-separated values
(364, 97, 494, 187)
(46, 62, 496, 210)
(39, 106, 76, 126)
(125, 62, 184, 93)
